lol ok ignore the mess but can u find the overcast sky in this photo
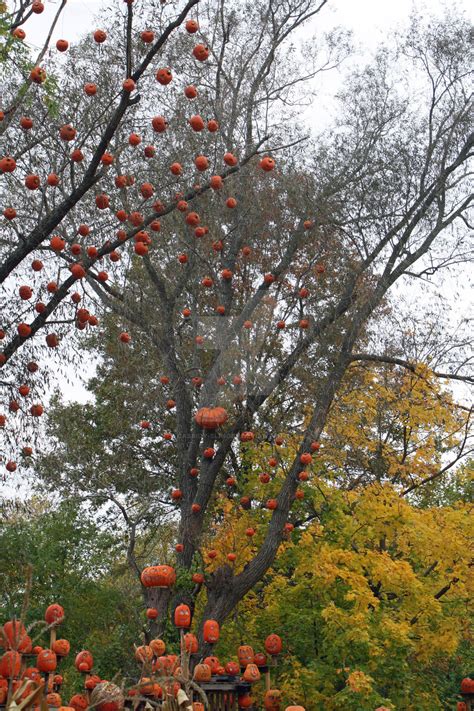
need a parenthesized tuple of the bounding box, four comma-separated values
(25, 0, 474, 53)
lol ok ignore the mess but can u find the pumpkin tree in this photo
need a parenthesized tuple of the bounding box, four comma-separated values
(1, 0, 473, 657)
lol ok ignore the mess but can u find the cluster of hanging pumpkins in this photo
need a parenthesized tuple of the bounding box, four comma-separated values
(0, 2, 323, 483)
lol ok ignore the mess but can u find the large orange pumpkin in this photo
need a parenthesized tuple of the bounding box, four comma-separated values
(194, 407, 228, 430)
(140, 565, 176, 588)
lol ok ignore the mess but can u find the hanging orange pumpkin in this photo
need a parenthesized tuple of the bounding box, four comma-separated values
(156, 68, 172, 85)
(195, 407, 228, 430)
(259, 156, 275, 172)
(140, 565, 176, 588)
(185, 19, 199, 33)
(192, 44, 209, 61)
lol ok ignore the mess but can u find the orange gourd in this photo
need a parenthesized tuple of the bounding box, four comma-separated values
(195, 407, 228, 430)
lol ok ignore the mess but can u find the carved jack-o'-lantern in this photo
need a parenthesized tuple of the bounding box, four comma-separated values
(150, 639, 166, 657)
(203, 619, 219, 644)
(264, 689, 282, 711)
(243, 663, 261, 683)
(238, 645, 254, 667)
(193, 664, 211, 682)
(174, 604, 191, 629)
(135, 646, 153, 664)
(265, 634, 282, 656)
(140, 565, 176, 588)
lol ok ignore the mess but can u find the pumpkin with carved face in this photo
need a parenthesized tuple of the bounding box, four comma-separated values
(243, 663, 260, 683)
(264, 690, 282, 711)
(238, 645, 254, 667)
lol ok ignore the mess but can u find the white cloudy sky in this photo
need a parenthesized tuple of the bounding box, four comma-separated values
(26, 0, 474, 50)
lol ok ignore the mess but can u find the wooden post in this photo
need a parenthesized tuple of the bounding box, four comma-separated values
(47, 626, 57, 697)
